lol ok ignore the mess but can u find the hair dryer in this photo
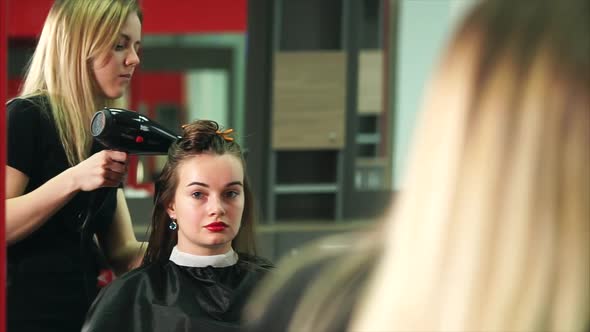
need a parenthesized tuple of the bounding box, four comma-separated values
(81, 107, 179, 254)
(82, 108, 181, 286)
(91, 107, 180, 155)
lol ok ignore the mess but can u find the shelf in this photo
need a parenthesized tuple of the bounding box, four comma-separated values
(267, 150, 344, 223)
(356, 133, 380, 144)
(274, 183, 339, 194)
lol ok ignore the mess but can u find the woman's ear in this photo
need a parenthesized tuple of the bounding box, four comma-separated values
(166, 203, 176, 220)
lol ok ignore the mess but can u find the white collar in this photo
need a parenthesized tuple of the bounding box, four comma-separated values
(169, 246, 238, 268)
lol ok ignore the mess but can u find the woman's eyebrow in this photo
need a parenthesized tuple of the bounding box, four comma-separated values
(187, 181, 208, 188)
(120, 33, 141, 45)
(185, 181, 243, 188)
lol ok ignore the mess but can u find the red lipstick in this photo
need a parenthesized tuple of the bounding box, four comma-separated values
(204, 221, 227, 232)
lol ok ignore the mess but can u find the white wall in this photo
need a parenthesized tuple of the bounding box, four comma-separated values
(185, 69, 229, 125)
(392, 0, 476, 189)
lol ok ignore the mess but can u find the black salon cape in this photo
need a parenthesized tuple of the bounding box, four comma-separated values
(82, 254, 273, 332)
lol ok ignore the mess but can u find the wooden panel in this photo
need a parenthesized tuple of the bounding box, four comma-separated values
(272, 51, 347, 149)
(357, 50, 383, 114)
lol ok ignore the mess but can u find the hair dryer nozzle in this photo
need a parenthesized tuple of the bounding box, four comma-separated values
(91, 108, 180, 155)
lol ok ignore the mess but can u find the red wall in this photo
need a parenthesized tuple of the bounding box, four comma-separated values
(7, 0, 52, 38)
(1, 0, 7, 329)
(8, 0, 247, 37)
(130, 72, 184, 112)
(142, 0, 247, 34)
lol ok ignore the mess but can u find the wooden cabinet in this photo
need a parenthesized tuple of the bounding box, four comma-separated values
(272, 51, 347, 150)
(251, 0, 392, 223)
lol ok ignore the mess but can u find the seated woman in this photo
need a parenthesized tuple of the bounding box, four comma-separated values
(82, 120, 273, 332)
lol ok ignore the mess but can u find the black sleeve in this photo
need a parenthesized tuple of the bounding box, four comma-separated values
(6, 98, 44, 177)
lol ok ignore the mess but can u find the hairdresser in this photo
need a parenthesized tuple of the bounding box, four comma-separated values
(5, 1, 145, 331)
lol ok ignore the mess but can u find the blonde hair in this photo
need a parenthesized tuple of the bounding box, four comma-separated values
(19, 0, 141, 165)
(248, 0, 589, 331)
(351, 0, 589, 331)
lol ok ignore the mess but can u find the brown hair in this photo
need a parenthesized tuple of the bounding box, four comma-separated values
(142, 120, 256, 265)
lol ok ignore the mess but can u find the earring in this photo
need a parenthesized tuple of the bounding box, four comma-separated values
(169, 218, 178, 231)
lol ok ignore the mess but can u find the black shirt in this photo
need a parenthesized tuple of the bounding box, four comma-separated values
(6, 96, 116, 332)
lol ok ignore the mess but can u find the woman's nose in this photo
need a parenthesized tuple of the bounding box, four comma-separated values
(208, 196, 226, 217)
(125, 49, 140, 67)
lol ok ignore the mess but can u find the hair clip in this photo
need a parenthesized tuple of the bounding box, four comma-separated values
(216, 128, 234, 142)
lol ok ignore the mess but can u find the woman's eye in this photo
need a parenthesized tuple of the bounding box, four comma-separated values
(191, 192, 203, 199)
(114, 43, 125, 51)
(225, 191, 239, 199)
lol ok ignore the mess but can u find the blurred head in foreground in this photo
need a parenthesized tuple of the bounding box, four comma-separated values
(248, 0, 589, 331)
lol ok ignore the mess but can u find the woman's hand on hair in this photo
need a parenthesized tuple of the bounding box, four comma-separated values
(69, 150, 129, 191)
